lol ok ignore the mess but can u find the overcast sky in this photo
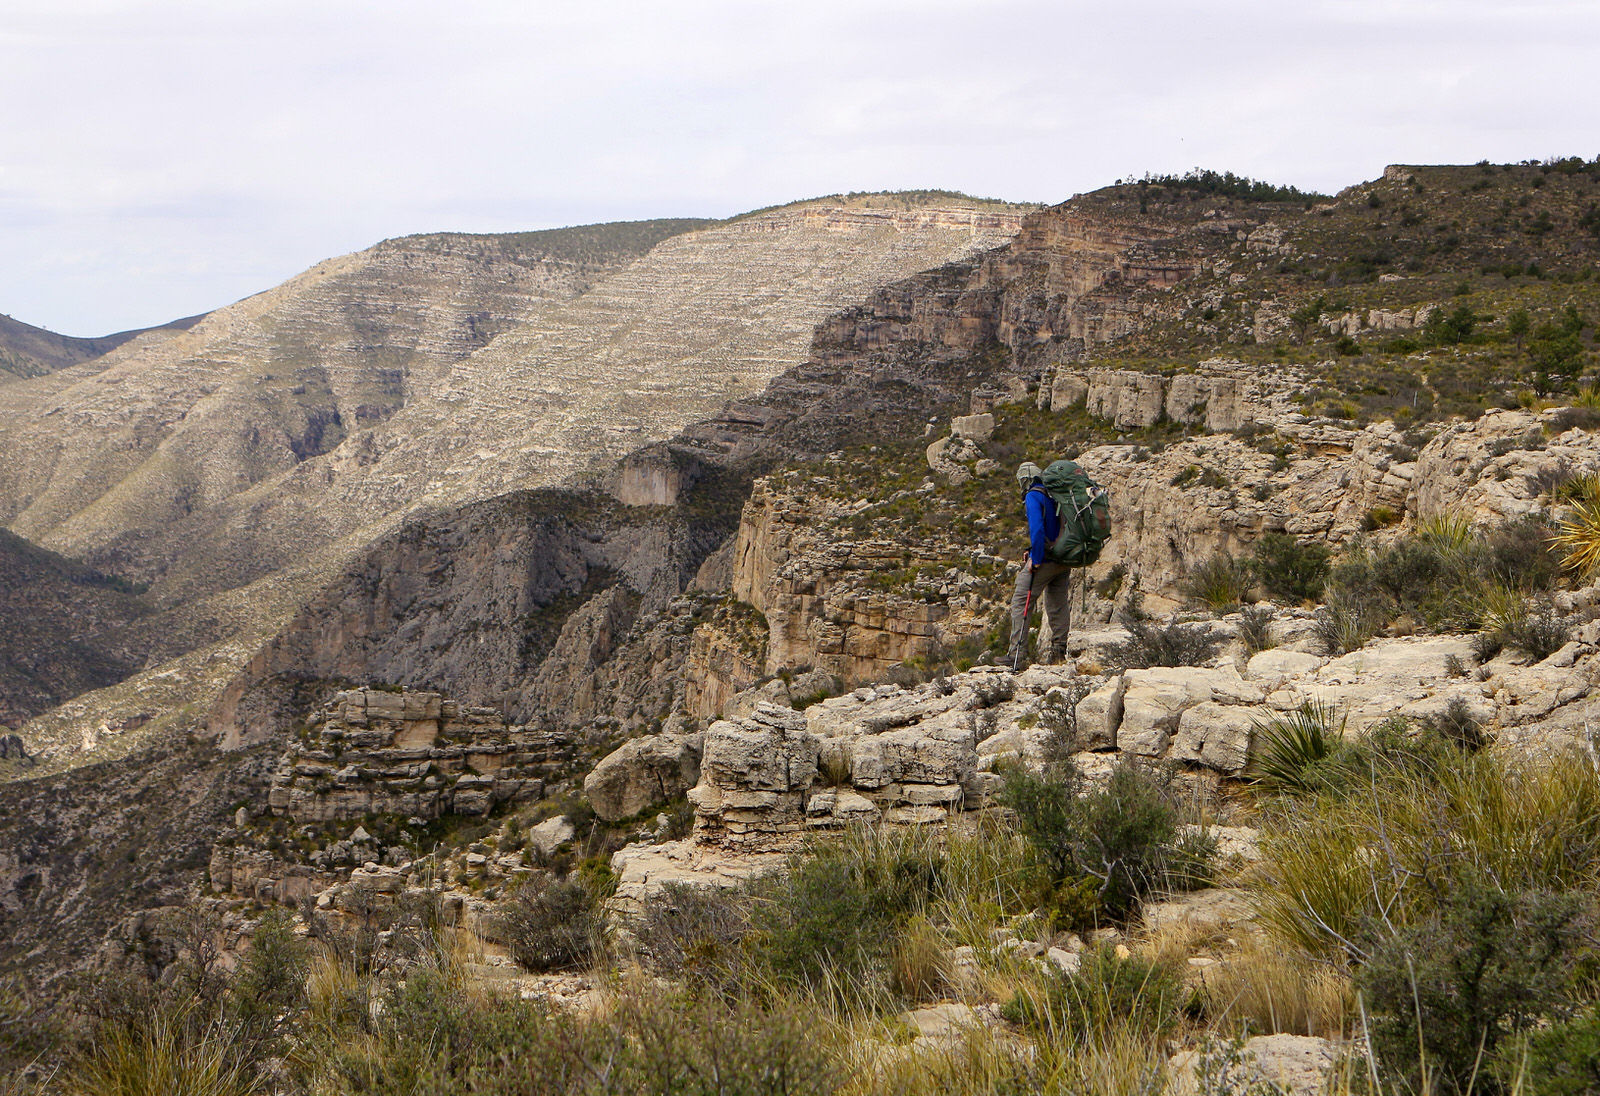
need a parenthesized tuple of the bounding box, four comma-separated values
(3, 0, 1597, 336)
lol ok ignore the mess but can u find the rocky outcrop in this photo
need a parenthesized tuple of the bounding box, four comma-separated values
(1050, 358, 1301, 432)
(689, 669, 1033, 844)
(267, 688, 575, 823)
(1412, 407, 1600, 523)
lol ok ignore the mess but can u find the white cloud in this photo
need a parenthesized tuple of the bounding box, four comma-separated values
(1, 0, 1596, 333)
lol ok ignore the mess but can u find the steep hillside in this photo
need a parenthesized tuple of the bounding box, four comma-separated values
(0, 310, 205, 383)
(2, 197, 1029, 776)
(0, 530, 150, 730)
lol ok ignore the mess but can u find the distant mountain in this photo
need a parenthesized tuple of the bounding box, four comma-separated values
(0, 197, 1029, 770)
(0, 310, 206, 382)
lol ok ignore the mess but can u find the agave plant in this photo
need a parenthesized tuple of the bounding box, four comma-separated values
(1247, 700, 1349, 793)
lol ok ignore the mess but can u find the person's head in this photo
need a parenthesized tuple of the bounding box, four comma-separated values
(1015, 461, 1043, 490)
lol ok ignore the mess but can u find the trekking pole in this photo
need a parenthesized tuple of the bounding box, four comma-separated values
(1015, 582, 1034, 671)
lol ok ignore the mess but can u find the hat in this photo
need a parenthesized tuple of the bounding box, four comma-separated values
(1015, 461, 1043, 489)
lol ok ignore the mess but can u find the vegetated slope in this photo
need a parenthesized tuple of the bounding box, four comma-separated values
(1092, 160, 1600, 420)
(0, 529, 150, 730)
(0, 310, 206, 383)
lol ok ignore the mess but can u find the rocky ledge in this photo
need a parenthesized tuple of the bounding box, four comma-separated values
(267, 688, 575, 823)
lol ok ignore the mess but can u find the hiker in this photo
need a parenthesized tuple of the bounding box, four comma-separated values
(1007, 461, 1074, 669)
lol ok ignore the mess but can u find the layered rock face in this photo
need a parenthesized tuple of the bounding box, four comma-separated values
(1050, 358, 1300, 431)
(268, 688, 574, 823)
(5, 197, 1028, 777)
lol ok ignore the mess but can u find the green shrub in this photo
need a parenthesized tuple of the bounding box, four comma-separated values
(1001, 944, 1184, 1039)
(1313, 587, 1387, 654)
(493, 873, 601, 971)
(1358, 883, 1590, 1095)
(743, 826, 941, 997)
(1499, 1008, 1600, 1096)
(633, 882, 751, 991)
(1180, 553, 1253, 613)
(1503, 600, 1572, 661)
(1421, 697, 1489, 752)
(1238, 605, 1275, 654)
(1249, 534, 1330, 603)
(1000, 760, 1207, 924)
(1107, 597, 1222, 670)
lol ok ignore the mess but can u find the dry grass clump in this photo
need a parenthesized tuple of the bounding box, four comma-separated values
(1252, 748, 1600, 960)
(1199, 937, 1353, 1039)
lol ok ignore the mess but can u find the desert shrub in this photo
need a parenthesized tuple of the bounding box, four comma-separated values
(1499, 1008, 1600, 1096)
(1202, 937, 1352, 1038)
(633, 882, 751, 991)
(1421, 697, 1489, 751)
(1503, 600, 1572, 660)
(227, 909, 306, 1041)
(1180, 553, 1253, 613)
(1037, 679, 1093, 760)
(1106, 597, 1221, 670)
(493, 873, 601, 971)
(302, 970, 839, 1096)
(1000, 760, 1208, 925)
(888, 914, 950, 1003)
(1237, 605, 1275, 654)
(1249, 533, 1330, 603)
(1357, 883, 1591, 1095)
(62, 1004, 268, 1096)
(1001, 944, 1184, 1039)
(604, 991, 841, 1096)
(1312, 586, 1387, 654)
(1485, 516, 1561, 590)
(743, 826, 941, 997)
(1554, 493, 1600, 579)
(1253, 749, 1600, 961)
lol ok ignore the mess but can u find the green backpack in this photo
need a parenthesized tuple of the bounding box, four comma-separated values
(1040, 459, 1112, 567)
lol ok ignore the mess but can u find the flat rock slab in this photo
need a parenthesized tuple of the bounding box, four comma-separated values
(1142, 887, 1255, 936)
(608, 838, 787, 911)
(1167, 1034, 1336, 1096)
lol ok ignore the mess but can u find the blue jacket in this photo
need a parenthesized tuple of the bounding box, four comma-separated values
(1025, 486, 1059, 567)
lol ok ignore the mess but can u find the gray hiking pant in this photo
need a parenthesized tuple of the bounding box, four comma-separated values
(1007, 561, 1073, 667)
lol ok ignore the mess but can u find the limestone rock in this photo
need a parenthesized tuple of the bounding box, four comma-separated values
(266, 688, 572, 824)
(1118, 666, 1263, 758)
(529, 816, 576, 856)
(951, 413, 995, 441)
(1168, 1034, 1336, 1096)
(1169, 701, 1259, 774)
(1075, 677, 1126, 750)
(1244, 649, 1325, 681)
(584, 731, 704, 822)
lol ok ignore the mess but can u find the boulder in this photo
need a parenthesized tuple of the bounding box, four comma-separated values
(951, 413, 995, 441)
(529, 815, 576, 855)
(1168, 701, 1259, 774)
(1118, 666, 1263, 758)
(701, 705, 816, 792)
(583, 731, 704, 822)
(1074, 676, 1126, 750)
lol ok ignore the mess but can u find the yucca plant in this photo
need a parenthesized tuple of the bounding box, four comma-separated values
(1553, 493, 1600, 579)
(1247, 701, 1348, 793)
